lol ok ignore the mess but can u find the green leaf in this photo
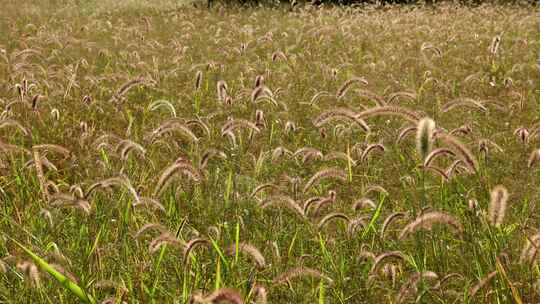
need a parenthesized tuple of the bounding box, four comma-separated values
(10, 238, 96, 304)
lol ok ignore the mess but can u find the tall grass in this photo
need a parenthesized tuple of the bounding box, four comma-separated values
(0, 1, 539, 303)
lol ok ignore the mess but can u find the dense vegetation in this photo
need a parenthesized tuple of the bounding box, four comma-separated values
(0, 0, 539, 303)
(215, 0, 537, 7)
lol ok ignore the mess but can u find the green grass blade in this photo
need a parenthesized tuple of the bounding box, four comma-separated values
(10, 238, 96, 304)
(362, 195, 386, 238)
(209, 236, 229, 271)
(234, 221, 240, 264)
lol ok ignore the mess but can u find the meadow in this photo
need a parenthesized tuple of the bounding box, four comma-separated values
(0, 0, 539, 303)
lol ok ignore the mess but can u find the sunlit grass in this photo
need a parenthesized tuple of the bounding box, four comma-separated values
(0, 0, 539, 303)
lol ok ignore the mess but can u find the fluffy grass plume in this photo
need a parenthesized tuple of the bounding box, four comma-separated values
(313, 108, 370, 132)
(317, 212, 350, 229)
(423, 148, 455, 167)
(436, 133, 479, 173)
(528, 149, 540, 168)
(469, 271, 498, 297)
(520, 232, 540, 264)
(416, 117, 435, 160)
(336, 77, 368, 99)
(356, 106, 421, 123)
(189, 288, 244, 304)
(399, 211, 463, 239)
(396, 271, 438, 303)
(303, 168, 347, 193)
(488, 185, 509, 227)
(226, 243, 266, 268)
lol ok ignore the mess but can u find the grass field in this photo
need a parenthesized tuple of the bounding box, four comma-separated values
(1, 0, 540, 303)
